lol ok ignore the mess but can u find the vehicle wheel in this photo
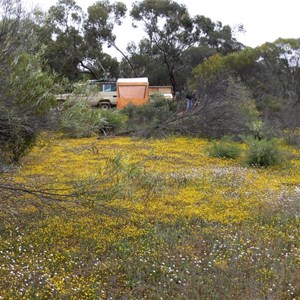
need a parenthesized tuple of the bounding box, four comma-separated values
(100, 103, 111, 110)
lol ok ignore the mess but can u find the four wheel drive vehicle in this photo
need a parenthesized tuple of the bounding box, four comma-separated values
(56, 79, 118, 109)
(56, 78, 173, 109)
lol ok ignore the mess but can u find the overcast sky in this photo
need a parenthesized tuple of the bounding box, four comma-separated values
(26, 0, 300, 60)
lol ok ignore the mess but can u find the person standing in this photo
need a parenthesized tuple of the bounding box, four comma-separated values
(186, 94, 193, 110)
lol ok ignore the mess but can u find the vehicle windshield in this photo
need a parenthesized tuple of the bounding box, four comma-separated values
(103, 83, 116, 92)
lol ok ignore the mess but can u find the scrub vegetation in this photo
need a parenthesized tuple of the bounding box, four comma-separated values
(1, 0, 300, 298)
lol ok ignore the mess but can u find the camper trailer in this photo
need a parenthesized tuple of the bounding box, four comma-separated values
(56, 77, 173, 110)
(116, 77, 149, 109)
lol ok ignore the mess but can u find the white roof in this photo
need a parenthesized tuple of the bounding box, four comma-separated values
(117, 77, 148, 83)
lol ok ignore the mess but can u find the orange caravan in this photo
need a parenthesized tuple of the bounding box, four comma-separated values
(116, 77, 149, 109)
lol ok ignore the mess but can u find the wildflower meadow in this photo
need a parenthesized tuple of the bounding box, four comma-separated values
(0, 134, 299, 299)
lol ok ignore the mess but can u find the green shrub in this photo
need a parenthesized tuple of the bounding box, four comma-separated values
(59, 101, 126, 137)
(122, 94, 177, 137)
(1, 53, 57, 162)
(282, 131, 300, 148)
(208, 136, 241, 159)
(245, 138, 286, 167)
(59, 100, 106, 137)
(98, 109, 127, 135)
(0, 114, 36, 162)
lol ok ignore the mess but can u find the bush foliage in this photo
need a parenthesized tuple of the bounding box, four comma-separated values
(59, 101, 126, 137)
(208, 136, 242, 159)
(1, 53, 57, 162)
(122, 93, 178, 137)
(59, 100, 105, 137)
(245, 138, 286, 167)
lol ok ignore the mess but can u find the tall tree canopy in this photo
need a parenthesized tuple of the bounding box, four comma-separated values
(84, 0, 130, 76)
(39, 0, 86, 80)
(192, 39, 300, 136)
(130, 0, 242, 94)
(31, 0, 121, 81)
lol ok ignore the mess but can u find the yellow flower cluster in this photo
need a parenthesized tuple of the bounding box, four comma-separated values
(1, 133, 299, 299)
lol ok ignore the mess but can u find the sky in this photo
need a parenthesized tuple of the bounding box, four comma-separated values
(26, 0, 300, 60)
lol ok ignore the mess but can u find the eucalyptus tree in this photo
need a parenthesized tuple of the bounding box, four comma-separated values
(194, 15, 244, 55)
(84, 0, 132, 76)
(221, 39, 300, 133)
(254, 39, 300, 132)
(30, 0, 118, 80)
(258, 39, 300, 101)
(191, 39, 300, 137)
(35, 0, 87, 80)
(130, 0, 242, 94)
(119, 39, 170, 85)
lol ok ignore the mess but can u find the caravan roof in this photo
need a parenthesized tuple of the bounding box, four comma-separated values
(117, 77, 148, 83)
